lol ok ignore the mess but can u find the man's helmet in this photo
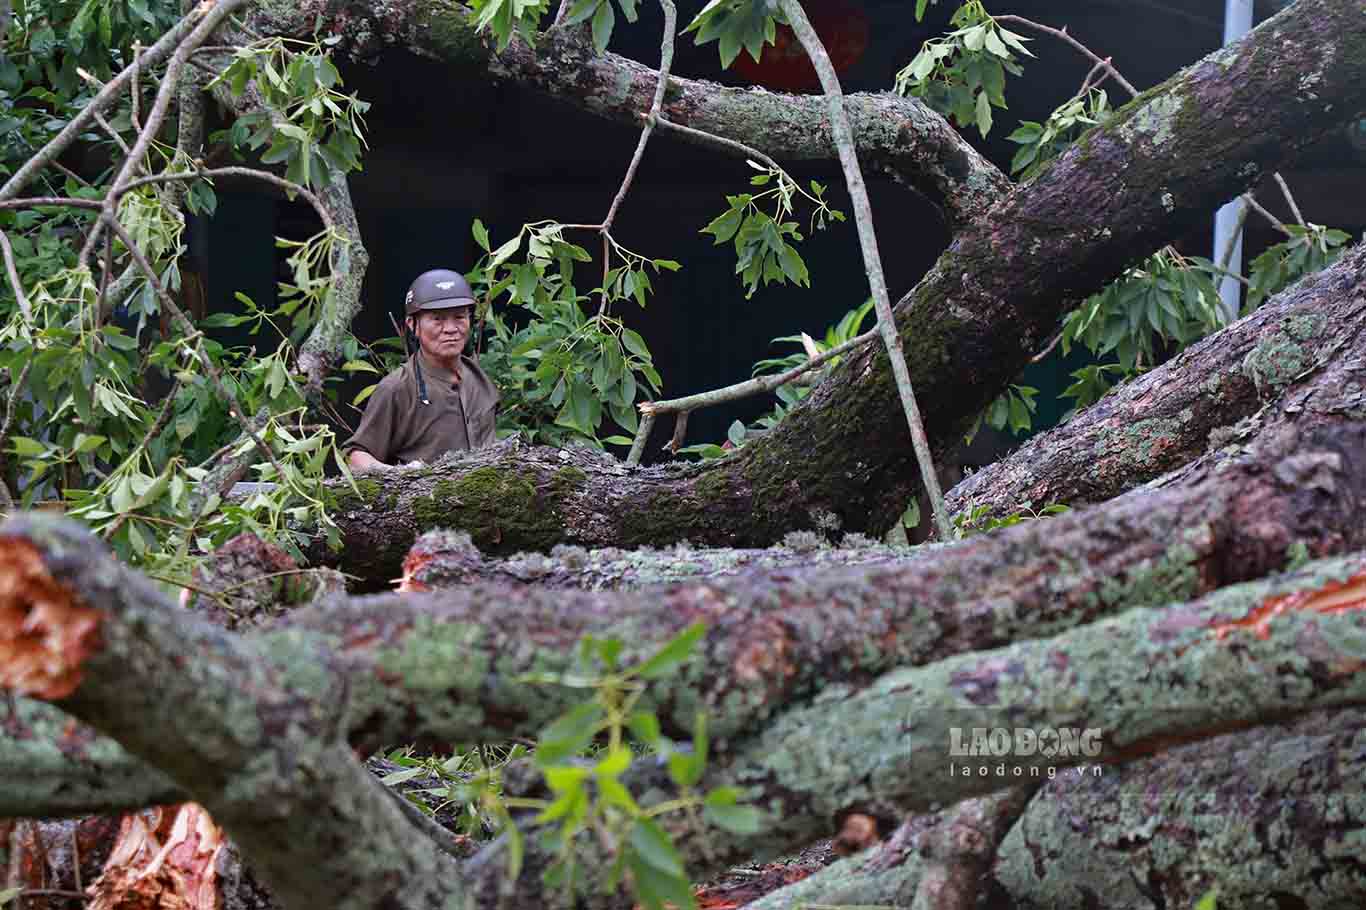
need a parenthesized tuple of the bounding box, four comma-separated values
(404, 269, 476, 316)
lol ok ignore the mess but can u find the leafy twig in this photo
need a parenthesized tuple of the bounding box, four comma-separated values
(652, 114, 782, 171)
(994, 15, 1138, 96)
(633, 328, 876, 429)
(1273, 172, 1307, 226)
(0, 232, 32, 324)
(102, 215, 289, 485)
(0, 361, 34, 510)
(780, 0, 951, 539)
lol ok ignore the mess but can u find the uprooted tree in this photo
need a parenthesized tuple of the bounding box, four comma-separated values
(1, 0, 1365, 908)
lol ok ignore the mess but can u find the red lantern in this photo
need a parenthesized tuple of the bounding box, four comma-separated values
(730, 0, 870, 93)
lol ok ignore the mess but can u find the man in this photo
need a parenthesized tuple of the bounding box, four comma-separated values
(345, 269, 500, 473)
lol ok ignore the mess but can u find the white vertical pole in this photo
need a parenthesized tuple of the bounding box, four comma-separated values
(1212, 0, 1254, 323)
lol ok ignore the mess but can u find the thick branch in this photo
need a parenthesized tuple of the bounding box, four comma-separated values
(0, 517, 467, 910)
(947, 240, 1366, 520)
(247, 0, 1009, 230)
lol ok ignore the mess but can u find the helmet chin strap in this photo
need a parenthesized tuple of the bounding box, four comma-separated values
(401, 315, 431, 406)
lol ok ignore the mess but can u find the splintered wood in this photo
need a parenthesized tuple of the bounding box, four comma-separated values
(1212, 568, 1366, 640)
(0, 536, 102, 699)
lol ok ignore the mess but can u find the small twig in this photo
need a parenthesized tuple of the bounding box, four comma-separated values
(131, 41, 143, 135)
(652, 114, 783, 171)
(1076, 56, 1112, 96)
(1272, 172, 1307, 226)
(0, 360, 33, 511)
(104, 216, 288, 484)
(639, 327, 877, 419)
(137, 380, 182, 456)
(214, 567, 327, 599)
(625, 411, 655, 466)
(0, 231, 33, 323)
(0, 198, 102, 211)
(668, 409, 690, 453)
(1218, 195, 1251, 273)
(781, 0, 953, 539)
(995, 15, 1139, 97)
(95, 230, 114, 325)
(50, 160, 93, 189)
(1030, 330, 1063, 363)
(594, 0, 677, 317)
(121, 167, 334, 230)
(1240, 192, 1294, 237)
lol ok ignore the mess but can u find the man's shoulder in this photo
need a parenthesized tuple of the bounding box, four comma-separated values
(461, 356, 500, 403)
(370, 360, 415, 403)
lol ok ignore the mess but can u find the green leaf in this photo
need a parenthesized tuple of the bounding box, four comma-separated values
(703, 802, 761, 834)
(633, 621, 705, 679)
(701, 207, 743, 244)
(974, 90, 993, 137)
(629, 818, 685, 877)
(472, 218, 491, 251)
(591, 0, 616, 54)
(562, 0, 600, 26)
(380, 766, 427, 786)
(621, 328, 650, 359)
(537, 700, 604, 764)
(594, 747, 631, 778)
(341, 359, 380, 373)
(9, 436, 46, 457)
(617, 0, 638, 22)
(627, 710, 662, 746)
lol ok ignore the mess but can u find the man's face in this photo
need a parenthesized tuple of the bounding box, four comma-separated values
(409, 306, 471, 360)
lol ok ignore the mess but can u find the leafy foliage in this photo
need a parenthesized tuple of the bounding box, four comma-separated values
(1006, 87, 1113, 179)
(965, 383, 1037, 443)
(1245, 223, 1351, 309)
(682, 0, 783, 69)
(211, 36, 370, 190)
(466, 220, 669, 447)
(0, 26, 366, 580)
(952, 500, 1069, 538)
(700, 162, 843, 299)
(381, 623, 758, 910)
(894, 0, 1032, 137)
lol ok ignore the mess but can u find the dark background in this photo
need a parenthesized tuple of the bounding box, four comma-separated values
(201, 0, 1366, 454)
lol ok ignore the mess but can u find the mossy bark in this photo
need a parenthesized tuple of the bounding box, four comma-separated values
(745, 707, 1366, 910)
(5, 513, 1365, 908)
(948, 241, 1366, 523)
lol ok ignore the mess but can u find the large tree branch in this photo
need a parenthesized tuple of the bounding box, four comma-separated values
(0, 519, 467, 910)
(246, 0, 1010, 230)
(946, 241, 1366, 520)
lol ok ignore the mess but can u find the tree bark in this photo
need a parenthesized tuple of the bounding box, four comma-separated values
(743, 707, 1366, 910)
(308, 0, 1366, 569)
(947, 241, 1366, 522)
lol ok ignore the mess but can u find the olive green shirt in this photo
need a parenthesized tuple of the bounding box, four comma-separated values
(345, 354, 499, 464)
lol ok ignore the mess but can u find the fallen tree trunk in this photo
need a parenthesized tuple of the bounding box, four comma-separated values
(947, 243, 1366, 522)
(744, 707, 1366, 910)
(310, 0, 1366, 576)
(4, 521, 1365, 906)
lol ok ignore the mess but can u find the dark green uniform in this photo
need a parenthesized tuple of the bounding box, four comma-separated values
(345, 354, 499, 464)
